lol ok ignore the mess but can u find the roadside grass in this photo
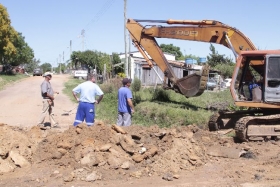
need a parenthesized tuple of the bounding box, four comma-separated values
(63, 77, 235, 129)
(63, 78, 84, 102)
(0, 74, 28, 91)
(132, 88, 233, 128)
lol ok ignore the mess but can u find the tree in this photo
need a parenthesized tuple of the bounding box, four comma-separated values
(214, 63, 235, 78)
(96, 51, 111, 74)
(207, 44, 233, 67)
(54, 63, 66, 73)
(70, 50, 111, 75)
(24, 58, 40, 73)
(83, 50, 99, 72)
(0, 5, 18, 64)
(40, 63, 52, 73)
(179, 54, 199, 61)
(70, 51, 83, 69)
(112, 52, 123, 75)
(160, 44, 183, 60)
(9, 32, 34, 66)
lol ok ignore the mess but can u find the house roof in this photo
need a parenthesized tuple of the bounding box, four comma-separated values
(119, 51, 175, 57)
(134, 57, 188, 69)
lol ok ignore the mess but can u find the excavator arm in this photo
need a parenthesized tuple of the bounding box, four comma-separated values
(126, 18, 257, 97)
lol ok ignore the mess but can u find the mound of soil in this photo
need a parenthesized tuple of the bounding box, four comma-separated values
(0, 121, 222, 183)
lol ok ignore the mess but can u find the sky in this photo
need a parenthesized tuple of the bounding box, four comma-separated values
(1, 0, 280, 67)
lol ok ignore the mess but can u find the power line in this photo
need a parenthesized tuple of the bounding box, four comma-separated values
(73, 0, 115, 51)
(60, 0, 116, 64)
(84, 0, 115, 30)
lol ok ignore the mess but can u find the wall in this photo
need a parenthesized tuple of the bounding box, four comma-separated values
(133, 60, 195, 86)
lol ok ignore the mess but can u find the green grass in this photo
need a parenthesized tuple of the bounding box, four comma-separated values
(63, 78, 84, 102)
(63, 77, 235, 129)
(131, 88, 234, 128)
(0, 74, 28, 91)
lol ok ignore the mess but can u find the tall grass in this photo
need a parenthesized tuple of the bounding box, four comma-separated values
(63, 77, 234, 129)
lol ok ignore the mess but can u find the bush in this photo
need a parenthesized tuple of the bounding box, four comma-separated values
(151, 88, 171, 102)
(100, 78, 122, 93)
(131, 77, 141, 92)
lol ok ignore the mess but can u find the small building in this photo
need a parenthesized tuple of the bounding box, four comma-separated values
(119, 51, 203, 86)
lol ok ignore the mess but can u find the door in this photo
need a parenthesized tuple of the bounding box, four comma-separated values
(264, 55, 280, 103)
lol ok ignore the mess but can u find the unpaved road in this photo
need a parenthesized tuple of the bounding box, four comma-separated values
(0, 75, 280, 187)
(0, 74, 76, 129)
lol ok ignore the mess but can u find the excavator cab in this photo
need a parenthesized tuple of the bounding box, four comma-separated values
(232, 50, 280, 108)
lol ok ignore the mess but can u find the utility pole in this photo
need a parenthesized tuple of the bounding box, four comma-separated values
(70, 40, 72, 59)
(63, 51, 64, 73)
(81, 29, 85, 51)
(59, 54, 61, 74)
(128, 33, 131, 78)
(124, 0, 128, 77)
(56, 58, 58, 74)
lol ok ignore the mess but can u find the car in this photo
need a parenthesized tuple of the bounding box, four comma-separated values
(207, 78, 217, 90)
(33, 68, 43, 76)
(223, 78, 232, 88)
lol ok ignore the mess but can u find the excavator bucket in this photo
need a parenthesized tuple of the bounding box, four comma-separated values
(175, 65, 209, 97)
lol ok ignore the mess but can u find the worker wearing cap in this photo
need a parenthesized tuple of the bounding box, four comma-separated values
(117, 78, 135, 126)
(37, 72, 59, 129)
(72, 74, 104, 126)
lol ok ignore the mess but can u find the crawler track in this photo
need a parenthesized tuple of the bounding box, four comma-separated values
(235, 114, 280, 142)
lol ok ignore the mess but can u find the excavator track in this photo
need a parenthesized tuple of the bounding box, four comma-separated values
(235, 116, 249, 142)
(208, 113, 223, 131)
(208, 110, 253, 131)
(235, 114, 280, 142)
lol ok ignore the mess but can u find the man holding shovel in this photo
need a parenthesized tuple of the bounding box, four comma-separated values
(72, 74, 104, 126)
(37, 72, 59, 129)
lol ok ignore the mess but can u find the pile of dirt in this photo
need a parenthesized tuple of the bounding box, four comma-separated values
(0, 121, 224, 183)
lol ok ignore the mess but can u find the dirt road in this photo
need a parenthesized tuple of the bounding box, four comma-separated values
(0, 75, 280, 187)
(0, 74, 76, 128)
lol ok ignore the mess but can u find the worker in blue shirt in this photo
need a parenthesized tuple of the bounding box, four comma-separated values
(117, 78, 135, 126)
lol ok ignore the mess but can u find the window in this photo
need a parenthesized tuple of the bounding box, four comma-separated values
(267, 57, 280, 79)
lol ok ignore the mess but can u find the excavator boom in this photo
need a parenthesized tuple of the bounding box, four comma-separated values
(126, 18, 256, 97)
(131, 19, 257, 56)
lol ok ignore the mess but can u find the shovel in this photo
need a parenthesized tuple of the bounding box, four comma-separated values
(61, 106, 77, 116)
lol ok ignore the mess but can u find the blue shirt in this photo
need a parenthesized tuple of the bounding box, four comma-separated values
(72, 81, 104, 103)
(248, 83, 262, 100)
(118, 87, 133, 113)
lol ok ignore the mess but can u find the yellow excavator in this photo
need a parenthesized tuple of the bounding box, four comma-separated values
(126, 18, 280, 142)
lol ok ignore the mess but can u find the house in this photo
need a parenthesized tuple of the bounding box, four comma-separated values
(119, 51, 203, 86)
